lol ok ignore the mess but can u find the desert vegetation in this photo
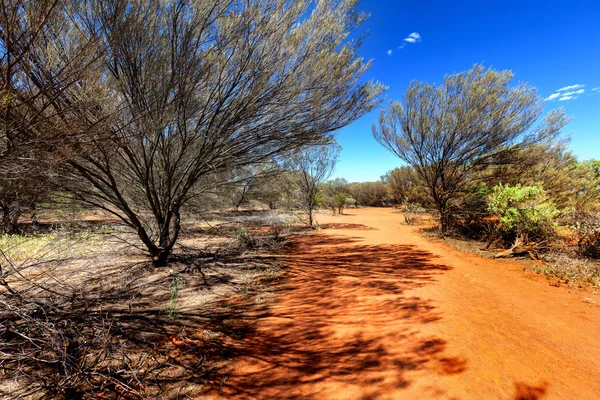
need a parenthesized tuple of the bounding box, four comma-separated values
(373, 65, 600, 288)
(1, 0, 599, 398)
(0, 0, 385, 397)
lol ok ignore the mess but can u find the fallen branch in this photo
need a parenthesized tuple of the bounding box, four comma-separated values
(494, 235, 545, 260)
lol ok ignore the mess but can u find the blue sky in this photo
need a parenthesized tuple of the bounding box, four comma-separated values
(333, 0, 600, 182)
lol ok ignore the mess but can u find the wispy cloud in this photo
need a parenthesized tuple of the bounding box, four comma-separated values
(593, 87, 600, 92)
(546, 85, 586, 101)
(396, 32, 422, 50)
(564, 89, 585, 96)
(547, 93, 561, 101)
(557, 84, 585, 92)
(387, 49, 393, 56)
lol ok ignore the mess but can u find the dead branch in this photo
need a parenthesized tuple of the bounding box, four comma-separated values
(494, 235, 546, 260)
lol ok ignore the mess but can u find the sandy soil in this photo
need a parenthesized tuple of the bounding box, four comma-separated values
(205, 208, 600, 400)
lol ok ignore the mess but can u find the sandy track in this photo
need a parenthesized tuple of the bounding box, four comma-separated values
(206, 208, 600, 399)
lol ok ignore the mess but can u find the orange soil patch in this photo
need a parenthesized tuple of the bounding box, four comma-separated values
(203, 208, 600, 399)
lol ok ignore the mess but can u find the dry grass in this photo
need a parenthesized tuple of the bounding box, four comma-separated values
(427, 230, 600, 291)
(0, 210, 296, 399)
(534, 253, 600, 289)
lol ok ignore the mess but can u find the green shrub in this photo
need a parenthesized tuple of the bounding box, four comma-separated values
(488, 184, 559, 241)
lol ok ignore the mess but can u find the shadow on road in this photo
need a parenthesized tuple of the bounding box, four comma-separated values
(512, 381, 549, 400)
(211, 233, 467, 399)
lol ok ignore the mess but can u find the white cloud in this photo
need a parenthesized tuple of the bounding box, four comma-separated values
(546, 86, 586, 101)
(557, 84, 585, 92)
(593, 87, 600, 92)
(561, 89, 585, 96)
(402, 32, 422, 45)
(546, 93, 561, 100)
(392, 32, 422, 54)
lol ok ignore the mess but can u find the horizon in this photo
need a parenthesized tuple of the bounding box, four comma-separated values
(332, 0, 600, 183)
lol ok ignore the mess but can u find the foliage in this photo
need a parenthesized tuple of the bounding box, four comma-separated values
(168, 275, 186, 319)
(490, 143, 600, 212)
(222, 164, 281, 210)
(0, 0, 97, 234)
(448, 182, 493, 238)
(566, 212, 600, 259)
(346, 181, 391, 207)
(344, 197, 357, 207)
(291, 143, 341, 226)
(382, 166, 429, 206)
(333, 191, 350, 214)
(488, 184, 559, 241)
(373, 64, 569, 233)
(2, 0, 383, 265)
(319, 178, 351, 213)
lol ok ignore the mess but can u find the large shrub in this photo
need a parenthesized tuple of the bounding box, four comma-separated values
(488, 184, 559, 241)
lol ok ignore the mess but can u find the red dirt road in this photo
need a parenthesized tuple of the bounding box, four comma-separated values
(207, 208, 600, 399)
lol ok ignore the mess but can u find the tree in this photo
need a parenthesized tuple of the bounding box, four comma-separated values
(373, 65, 568, 234)
(222, 164, 279, 211)
(291, 143, 341, 227)
(328, 178, 350, 192)
(333, 191, 349, 214)
(58, 0, 383, 265)
(0, 0, 99, 233)
(347, 181, 390, 207)
(382, 166, 428, 205)
(319, 177, 350, 214)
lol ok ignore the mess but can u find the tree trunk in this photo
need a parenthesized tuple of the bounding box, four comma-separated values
(151, 249, 171, 267)
(437, 204, 447, 236)
(1, 205, 20, 234)
(127, 208, 180, 267)
(438, 215, 445, 236)
(152, 208, 181, 267)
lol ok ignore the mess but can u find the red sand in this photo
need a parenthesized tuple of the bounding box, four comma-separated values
(205, 208, 600, 399)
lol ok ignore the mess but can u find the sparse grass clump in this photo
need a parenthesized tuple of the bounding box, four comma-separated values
(167, 275, 187, 319)
(535, 253, 600, 289)
(0, 233, 58, 260)
(401, 203, 427, 225)
(0, 227, 113, 261)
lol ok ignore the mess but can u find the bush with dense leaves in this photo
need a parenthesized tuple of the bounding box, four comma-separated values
(488, 184, 559, 241)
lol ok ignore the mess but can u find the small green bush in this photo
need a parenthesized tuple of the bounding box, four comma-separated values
(488, 184, 559, 241)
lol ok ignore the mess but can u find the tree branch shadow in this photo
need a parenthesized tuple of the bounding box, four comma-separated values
(204, 234, 467, 399)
